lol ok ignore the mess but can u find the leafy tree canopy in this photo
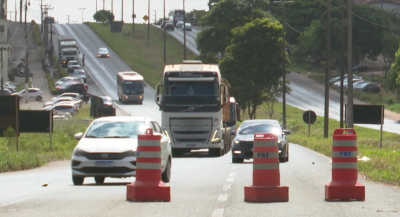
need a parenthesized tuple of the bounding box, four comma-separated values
(385, 46, 400, 92)
(196, 0, 271, 63)
(219, 17, 290, 119)
(93, 10, 115, 24)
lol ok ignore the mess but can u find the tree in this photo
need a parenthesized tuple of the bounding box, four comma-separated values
(382, 33, 400, 78)
(384, 46, 400, 94)
(196, 0, 270, 63)
(93, 10, 115, 24)
(219, 17, 290, 119)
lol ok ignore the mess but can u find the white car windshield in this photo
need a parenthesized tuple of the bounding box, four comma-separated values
(85, 121, 147, 138)
(99, 48, 108, 52)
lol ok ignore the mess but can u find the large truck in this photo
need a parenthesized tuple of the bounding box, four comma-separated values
(155, 60, 236, 157)
(58, 35, 79, 67)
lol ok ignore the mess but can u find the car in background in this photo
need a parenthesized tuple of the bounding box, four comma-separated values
(53, 113, 73, 121)
(175, 21, 184, 28)
(67, 65, 82, 74)
(43, 101, 78, 115)
(58, 82, 87, 95)
(165, 23, 175, 31)
(71, 116, 172, 185)
(161, 21, 170, 29)
(73, 69, 87, 83)
(97, 48, 110, 58)
(44, 96, 83, 108)
(329, 74, 362, 86)
(53, 92, 81, 100)
(12, 88, 44, 101)
(182, 23, 192, 31)
(231, 119, 291, 163)
(55, 77, 84, 86)
(99, 96, 113, 109)
(333, 77, 364, 89)
(354, 81, 381, 93)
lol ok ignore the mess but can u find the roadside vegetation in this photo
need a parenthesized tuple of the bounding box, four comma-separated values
(31, 20, 42, 47)
(0, 105, 91, 172)
(85, 22, 197, 88)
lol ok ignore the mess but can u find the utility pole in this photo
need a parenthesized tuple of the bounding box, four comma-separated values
(20, 0, 22, 23)
(103, 0, 105, 10)
(112, 0, 113, 15)
(40, 0, 43, 34)
(347, 0, 353, 128)
(163, 0, 166, 62)
(122, 0, 124, 22)
(183, 0, 186, 60)
(153, 10, 156, 24)
(96, 0, 97, 12)
(340, 0, 344, 128)
(148, 0, 150, 47)
(79, 8, 86, 23)
(66, 15, 70, 24)
(24, 51, 29, 103)
(324, 0, 331, 138)
(132, 0, 135, 36)
(8, 11, 14, 21)
(49, 22, 54, 79)
(25, 0, 28, 26)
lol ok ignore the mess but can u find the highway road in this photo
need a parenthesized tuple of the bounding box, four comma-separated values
(1, 24, 400, 216)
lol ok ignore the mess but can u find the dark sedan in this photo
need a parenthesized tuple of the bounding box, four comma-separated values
(231, 119, 290, 163)
(354, 82, 381, 93)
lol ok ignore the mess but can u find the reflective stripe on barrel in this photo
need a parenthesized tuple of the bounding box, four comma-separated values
(252, 133, 280, 186)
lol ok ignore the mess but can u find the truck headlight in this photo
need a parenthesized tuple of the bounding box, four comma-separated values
(211, 130, 220, 143)
(164, 130, 171, 143)
(234, 140, 240, 144)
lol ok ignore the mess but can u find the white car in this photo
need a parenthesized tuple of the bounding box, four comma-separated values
(12, 88, 44, 101)
(71, 116, 172, 185)
(55, 77, 83, 87)
(44, 97, 82, 108)
(97, 48, 110, 58)
(182, 23, 192, 31)
(43, 101, 78, 115)
(52, 92, 81, 101)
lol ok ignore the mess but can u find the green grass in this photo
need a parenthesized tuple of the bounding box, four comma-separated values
(250, 101, 400, 186)
(0, 104, 92, 172)
(85, 23, 198, 88)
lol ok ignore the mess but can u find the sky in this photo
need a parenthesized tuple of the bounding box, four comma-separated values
(6, 0, 210, 24)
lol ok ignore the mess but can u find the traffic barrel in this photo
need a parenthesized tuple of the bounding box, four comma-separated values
(126, 129, 171, 202)
(325, 128, 365, 201)
(244, 133, 289, 202)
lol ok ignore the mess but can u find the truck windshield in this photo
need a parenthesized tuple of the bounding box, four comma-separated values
(123, 81, 144, 94)
(63, 51, 77, 56)
(163, 80, 220, 112)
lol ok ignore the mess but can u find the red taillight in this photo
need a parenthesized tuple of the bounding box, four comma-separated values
(97, 54, 100, 57)
(107, 54, 109, 57)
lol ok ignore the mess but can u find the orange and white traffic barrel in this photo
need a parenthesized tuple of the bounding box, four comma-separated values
(244, 133, 289, 202)
(126, 128, 170, 202)
(325, 128, 365, 201)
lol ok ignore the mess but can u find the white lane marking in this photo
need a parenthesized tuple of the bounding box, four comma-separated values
(226, 177, 234, 182)
(218, 194, 228, 201)
(223, 184, 231, 191)
(229, 172, 236, 177)
(0, 196, 36, 208)
(212, 208, 224, 217)
(232, 166, 237, 170)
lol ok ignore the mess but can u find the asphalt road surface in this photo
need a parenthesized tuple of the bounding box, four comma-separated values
(1, 24, 400, 216)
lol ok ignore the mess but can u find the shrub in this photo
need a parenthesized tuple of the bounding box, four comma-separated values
(31, 20, 42, 47)
(46, 73, 58, 95)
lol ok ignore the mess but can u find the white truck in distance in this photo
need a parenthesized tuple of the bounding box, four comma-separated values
(58, 35, 79, 67)
(155, 60, 234, 157)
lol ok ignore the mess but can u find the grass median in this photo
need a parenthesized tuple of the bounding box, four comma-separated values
(85, 22, 198, 88)
(0, 105, 92, 172)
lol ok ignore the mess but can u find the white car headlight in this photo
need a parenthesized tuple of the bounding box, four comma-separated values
(73, 148, 86, 157)
(234, 140, 240, 144)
